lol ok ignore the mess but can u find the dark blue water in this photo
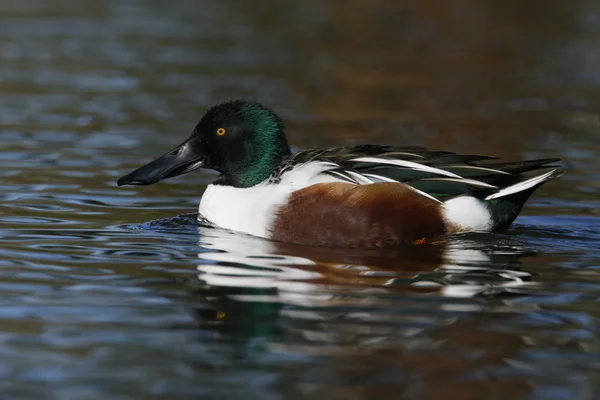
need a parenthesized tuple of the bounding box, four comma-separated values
(1, 1, 600, 398)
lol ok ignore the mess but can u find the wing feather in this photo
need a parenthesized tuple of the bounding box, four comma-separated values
(273, 146, 561, 201)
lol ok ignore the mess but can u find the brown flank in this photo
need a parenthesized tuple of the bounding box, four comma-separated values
(271, 182, 447, 248)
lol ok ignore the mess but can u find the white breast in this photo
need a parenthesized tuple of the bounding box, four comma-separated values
(198, 161, 342, 238)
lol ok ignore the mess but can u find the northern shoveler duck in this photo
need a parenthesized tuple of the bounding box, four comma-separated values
(118, 100, 563, 248)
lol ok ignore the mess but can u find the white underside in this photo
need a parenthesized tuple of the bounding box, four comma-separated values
(199, 161, 342, 238)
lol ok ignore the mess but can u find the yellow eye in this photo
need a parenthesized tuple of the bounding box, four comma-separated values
(216, 127, 226, 136)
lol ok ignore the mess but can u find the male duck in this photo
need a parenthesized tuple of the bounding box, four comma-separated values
(118, 100, 563, 248)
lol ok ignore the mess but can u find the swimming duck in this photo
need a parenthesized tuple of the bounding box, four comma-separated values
(118, 100, 563, 248)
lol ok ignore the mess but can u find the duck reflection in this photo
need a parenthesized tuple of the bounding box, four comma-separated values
(191, 223, 536, 341)
(195, 224, 535, 298)
(165, 218, 541, 398)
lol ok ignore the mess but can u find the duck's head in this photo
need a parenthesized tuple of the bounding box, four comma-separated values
(117, 100, 291, 188)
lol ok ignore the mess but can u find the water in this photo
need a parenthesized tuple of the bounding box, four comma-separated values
(1, 1, 600, 398)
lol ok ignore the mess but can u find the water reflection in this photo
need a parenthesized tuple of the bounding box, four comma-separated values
(196, 223, 535, 296)
(155, 219, 542, 398)
(190, 220, 531, 341)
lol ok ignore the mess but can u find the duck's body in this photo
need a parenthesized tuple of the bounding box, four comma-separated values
(118, 100, 563, 248)
(199, 146, 561, 247)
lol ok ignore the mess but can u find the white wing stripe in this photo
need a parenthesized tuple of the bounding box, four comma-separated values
(361, 173, 398, 183)
(359, 173, 442, 203)
(444, 165, 513, 175)
(327, 171, 358, 183)
(409, 187, 443, 203)
(380, 152, 427, 159)
(327, 170, 359, 183)
(349, 157, 463, 178)
(344, 170, 374, 184)
(420, 177, 498, 189)
(485, 169, 559, 200)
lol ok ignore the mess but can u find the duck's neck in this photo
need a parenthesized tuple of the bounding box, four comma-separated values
(218, 133, 291, 188)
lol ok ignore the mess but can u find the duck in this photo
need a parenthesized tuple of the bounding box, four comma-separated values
(117, 100, 563, 248)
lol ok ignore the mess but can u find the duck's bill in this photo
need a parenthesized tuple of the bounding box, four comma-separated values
(117, 138, 205, 186)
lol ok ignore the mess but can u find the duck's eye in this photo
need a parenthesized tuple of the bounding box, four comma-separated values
(216, 128, 226, 136)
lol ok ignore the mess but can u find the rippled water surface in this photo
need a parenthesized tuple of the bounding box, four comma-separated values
(2, 1, 600, 399)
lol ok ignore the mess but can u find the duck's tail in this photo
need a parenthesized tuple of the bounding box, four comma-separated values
(484, 167, 564, 229)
